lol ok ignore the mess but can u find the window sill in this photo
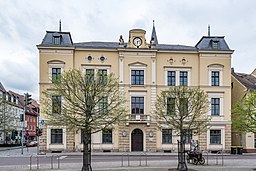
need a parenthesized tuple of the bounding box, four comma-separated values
(50, 143, 64, 145)
(209, 144, 222, 145)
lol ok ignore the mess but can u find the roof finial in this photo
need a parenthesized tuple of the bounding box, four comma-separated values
(208, 24, 210, 36)
(59, 19, 62, 32)
(153, 20, 155, 27)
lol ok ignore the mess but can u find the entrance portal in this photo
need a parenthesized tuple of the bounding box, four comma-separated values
(131, 129, 143, 151)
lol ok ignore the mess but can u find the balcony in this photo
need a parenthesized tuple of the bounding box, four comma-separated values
(126, 114, 151, 125)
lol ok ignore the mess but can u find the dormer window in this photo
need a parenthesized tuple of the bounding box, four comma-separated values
(212, 41, 219, 49)
(53, 36, 61, 45)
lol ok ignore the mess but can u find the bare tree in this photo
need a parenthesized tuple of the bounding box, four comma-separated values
(232, 90, 256, 133)
(155, 86, 210, 171)
(0, 97, 19, 144)
(41, 69, 127, 171)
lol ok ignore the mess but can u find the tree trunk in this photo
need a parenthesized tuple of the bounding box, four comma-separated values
(177, 133, 187, 171)
(82, 130, 92, 171)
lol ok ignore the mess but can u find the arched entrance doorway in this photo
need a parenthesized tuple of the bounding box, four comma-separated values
(131, 128, 143, 151)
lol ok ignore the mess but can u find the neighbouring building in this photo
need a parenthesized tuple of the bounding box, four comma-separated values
(0, 84, 23, 144)
(231, 68, 256, 152)
(38, 23, 233, 152)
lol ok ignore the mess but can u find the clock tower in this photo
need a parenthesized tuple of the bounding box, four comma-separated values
(127, 29, 148, 48)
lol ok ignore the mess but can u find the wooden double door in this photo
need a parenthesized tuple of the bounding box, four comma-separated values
(131, 129, 143, 151)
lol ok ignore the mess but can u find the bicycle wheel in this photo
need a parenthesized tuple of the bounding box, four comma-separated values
(199, 157, 205, 165)
(193, 157, 198, 165)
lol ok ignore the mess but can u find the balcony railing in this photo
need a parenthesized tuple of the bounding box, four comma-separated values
(126, 114, 150, 123)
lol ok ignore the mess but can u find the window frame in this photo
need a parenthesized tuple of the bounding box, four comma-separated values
(211, 98, 220, 116)
(131, 70, 144, 85)
(180, 71, 188, 86)
(211, 71, 220, 86)
(167, 71, 176, 86)
(52, 95, 61, 114)
(184, 129, 192, 144)
(162, 129, 172, 144)
(210, 130, 221, 144)
(51, 129, 63, 144)
(131, 97, 144, 114)
(52, 68, 61, 83)
(102, 129, 112, 144)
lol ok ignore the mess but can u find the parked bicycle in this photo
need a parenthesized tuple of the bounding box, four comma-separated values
(186, 150, 205, 165)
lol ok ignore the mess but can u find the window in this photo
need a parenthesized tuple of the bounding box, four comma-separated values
(210, 130, 221, 144)
(102, 129, 112, 144)
(85, 69, 94, 82)
(131, 70, 144, 85)
(162, 129, 172, 144)
(211, 98, 220, 116)
(167, 98, 175, 115)
(180, 98, 188, 115)
(211, 71, 219, 86)
(52, 68, 61, 83)
(98, 69, 107, 84)
(131, 97, 144, 114)
(30, 117, 32, 122)
(51, 129, 63, 144)
(99, 96, 108, 113)
(167, 71, 176, 86)
(53, 36, 60, 45)
(180, 71, 188, 86)
(212, 41, 219, 49)
(184, 130, 192, 144)
(52, 96, 61, 114)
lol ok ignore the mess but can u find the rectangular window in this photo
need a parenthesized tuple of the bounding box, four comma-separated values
(184, 130, 192, 144)
(162, 129, 172, 144)
(180, 71, 188, 86)
(131, 70, 144, 85)
(211, 98, 220, 116)
(85, 69, 94, 82)
(167, 71, 176, 86)
(53, 36, 60, 45)
(102, 129, 112, 144)
(51, 129, 63, 144)
(180, 98, 188, 115)
(98, 69, 107, 84)
(211, 71, 219, 86)
(210, 130, 221, 144)
(131, 97, 144, 114)
(52, 96, 61, 114)
(52, 68, 61, 83)
(167, 98, 175, 115)
(99, 96, 108, 113)
(212, 41, 219, 49)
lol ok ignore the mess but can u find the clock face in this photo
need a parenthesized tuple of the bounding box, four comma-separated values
(133, 37, 142, 47)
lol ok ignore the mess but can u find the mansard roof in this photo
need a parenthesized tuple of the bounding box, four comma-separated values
(0, 82, 6, 92)
(40, 31, 73, 46)
(39, 30, 232, 52)
(196, 36, 232, 51)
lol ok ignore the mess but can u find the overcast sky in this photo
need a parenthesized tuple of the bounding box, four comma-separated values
(0, 0, 255, 101)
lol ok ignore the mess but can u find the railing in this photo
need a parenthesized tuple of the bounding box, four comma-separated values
(127, 114, 150, 122)
(29, 154, 60, 170)
(121, 152, 148, 167)
(216, 150, 224, 166)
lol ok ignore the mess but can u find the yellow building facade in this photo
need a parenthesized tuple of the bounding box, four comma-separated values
(231, 68, 256, 152)
(38, 24, 233, 152)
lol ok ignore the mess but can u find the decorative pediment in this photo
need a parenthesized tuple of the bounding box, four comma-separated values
(47, 60, 65, 64)
(128, 62, 147, 67)
(208, 64, 224, 68)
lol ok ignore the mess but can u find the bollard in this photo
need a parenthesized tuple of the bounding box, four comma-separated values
(51, 155, 53, 169)
(139, 152, 142, 166)
(145, 152, 147, 166)
(58, 155, 60, 169)
(29, 155, 33, 170)
(128, 153, 130, 166)
(121, 153, 124, 167)
(37, 155, 39, 169)
(221, 150, 224, 166)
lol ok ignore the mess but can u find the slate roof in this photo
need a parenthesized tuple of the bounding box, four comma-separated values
(196, 36, 231, 51)
(39, 30, 232, 52)
(151, 23, 158, 45)
(232, 70, 256, 90)
(40, 31, 73, 46)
